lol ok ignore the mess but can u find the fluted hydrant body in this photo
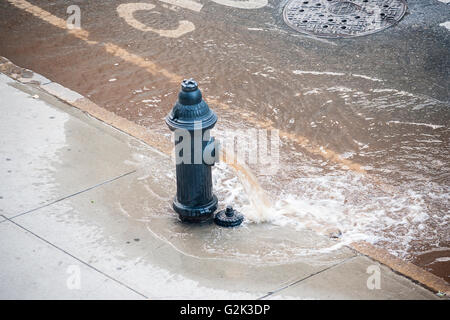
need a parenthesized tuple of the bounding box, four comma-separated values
(165, 79, 218, 222)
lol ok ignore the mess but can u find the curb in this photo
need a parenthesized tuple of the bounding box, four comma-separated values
(1, 56, 448, 298)
(350, 242, 449, 297)
(0, 56, 172, 157)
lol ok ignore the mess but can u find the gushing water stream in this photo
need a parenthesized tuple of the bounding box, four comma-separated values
(219, 148, 342, 239)
(220, 149, 275, 223)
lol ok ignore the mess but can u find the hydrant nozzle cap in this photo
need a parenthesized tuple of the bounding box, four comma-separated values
(214, 206, 244, 227)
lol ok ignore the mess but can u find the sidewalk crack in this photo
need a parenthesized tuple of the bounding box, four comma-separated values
(1, 214, 148, 299)
(9, 170, 136, 220)
(257, 255, 357, 300)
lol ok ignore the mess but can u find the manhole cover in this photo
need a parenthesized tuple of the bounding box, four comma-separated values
(283, 0, 407, 38)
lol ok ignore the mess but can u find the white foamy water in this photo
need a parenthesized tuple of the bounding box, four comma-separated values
(386, 120, 445, 130)
(293, 70, 383, 82)
(213, 159, 448, 259)
(293, 70, 346, 76)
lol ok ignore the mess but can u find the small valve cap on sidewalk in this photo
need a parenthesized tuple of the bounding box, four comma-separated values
(214, 206, 244, 227)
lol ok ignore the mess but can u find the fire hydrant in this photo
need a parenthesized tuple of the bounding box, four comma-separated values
(165, 79, 218, 222)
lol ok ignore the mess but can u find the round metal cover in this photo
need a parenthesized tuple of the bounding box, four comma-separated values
(283, 0, 407, 38)
(214, 206, 244, 227)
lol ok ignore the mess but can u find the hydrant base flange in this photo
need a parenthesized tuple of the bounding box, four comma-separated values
(173, 195, 218, 223)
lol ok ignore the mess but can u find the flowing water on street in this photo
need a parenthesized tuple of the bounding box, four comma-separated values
(0, 0, 448, 282)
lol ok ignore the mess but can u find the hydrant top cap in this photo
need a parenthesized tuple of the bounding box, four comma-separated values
(181, 78, 198, 92)
(178, 78, 202, 106)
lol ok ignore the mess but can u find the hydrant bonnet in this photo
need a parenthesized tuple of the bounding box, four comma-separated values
(166, 79, 217, 131)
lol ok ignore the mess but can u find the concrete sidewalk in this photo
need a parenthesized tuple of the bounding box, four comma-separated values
(0, 72, 441, 300)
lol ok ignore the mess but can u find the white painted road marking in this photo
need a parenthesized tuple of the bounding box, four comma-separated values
(210, 0, 267, 9)
(159, 0, 203, 12)
(439, 21, 450, 31)
(117, 3, 195, 38)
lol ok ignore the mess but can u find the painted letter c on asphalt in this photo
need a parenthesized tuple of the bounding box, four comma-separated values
(117, 3, 195, 38)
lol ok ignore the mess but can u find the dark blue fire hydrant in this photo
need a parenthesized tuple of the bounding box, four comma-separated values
(165, 79, 218, 223)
